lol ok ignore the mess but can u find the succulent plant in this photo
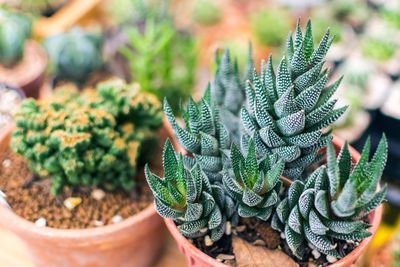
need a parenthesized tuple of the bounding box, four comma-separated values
(240, 19, 347, 180)
(120, 15, 197, 113)
(0, 9, 31, 67)
(250, 7, 291, 47)
(146, 139, 236, 242)
(272, 137, 388, 259)
(164, 86, 231, 183)
(44, 27, 103, 84)
(11, 79, 162, 195)
(222, 139, 284, 220)
(213, 47, 253, 143)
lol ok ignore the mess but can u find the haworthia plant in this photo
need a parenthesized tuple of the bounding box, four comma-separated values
(164, 86, 231, 183)
(240, 19, 347, 180)
(213, 47, 253, 144)
(223, 139, 284, 220)
(145, 139, 237, 242)
(272, 136, 388, 259)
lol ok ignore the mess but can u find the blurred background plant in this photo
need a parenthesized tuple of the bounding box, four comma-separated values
(0, 8, 32, 67)
(44, 27, 103, 85)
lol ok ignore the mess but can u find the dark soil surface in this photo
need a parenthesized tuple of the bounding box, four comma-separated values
(190, 217, 356, 267)
(0, 146, 162, 229)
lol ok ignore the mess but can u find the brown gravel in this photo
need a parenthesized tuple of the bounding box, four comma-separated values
(0, 147, 162, 229)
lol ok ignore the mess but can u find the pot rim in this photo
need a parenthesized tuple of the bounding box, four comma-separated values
(0, 121, 161, 240)
(164, 135, 384, 267)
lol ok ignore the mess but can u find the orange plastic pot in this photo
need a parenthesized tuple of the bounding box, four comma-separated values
(164, 136, 384, 267)
(0, 122, 172, 267)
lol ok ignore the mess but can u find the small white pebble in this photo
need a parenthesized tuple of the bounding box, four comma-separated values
(64, 197, 82, 210)
(326, 255, 338, 263)
(225, 221, 231, 235)
(200, 227, 208, 233)
(308, 243, 316, 250)
(204, 235, 213, 246)
(35, 217, 46, 227)
(346, 240, 355, 244)
(280, 233, 285, 239)
(93, 220, 104, 227)
(355, 242, 360, 246)
(2, 159, 11, 167)
(311, 249, 321, 259)
(343, 244, 348, 249)
(91, 189, 105, 200)
(111, 215, 123, 224)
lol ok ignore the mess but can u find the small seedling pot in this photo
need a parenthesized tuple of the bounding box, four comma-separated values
(163, 136, 384, 267)
(0, 122, 172, 267)
(0, 41, 47, 99)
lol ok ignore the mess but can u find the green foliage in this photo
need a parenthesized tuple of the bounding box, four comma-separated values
(8, 0, 68, 17)
(381, 7, 400, 29)
(362, 37, 396, 62)
(250, 7, 291, 47)
(272, 137, 388, 259)
(0, 8, 31, 67)
(192, 0, 221, 26)
(164, 86, 231, 183)
(120, 15, 197, 113)
(223, 140, 284, 220)
(213, 47, 253, 143)
(241, 19, 347, 180)
(146, 139, 237, 242)
(44, 27, 103, 84)
(11, 79, 162, 195)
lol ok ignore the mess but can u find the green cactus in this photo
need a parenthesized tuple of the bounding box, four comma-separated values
(362, 37, 396, 62)
(272, 136, 388, 259)
(240, 19, 347, 180)
(11, 79, 162, 195)
(44, 27, 103, 84)
(222, 140, 284, 220)
(145, 139, 236, 242)
(0, 8, 31, 67)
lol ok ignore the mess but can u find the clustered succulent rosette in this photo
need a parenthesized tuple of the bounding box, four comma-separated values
(241, 20, 347, 180)
(223, 140, 284, 220)
(146, 139, 236, 242)
(145, 19, 387, 261)
(213, 47, 253, 143)
(164, 87, 232, 183)
(11, 79, 162, 195)
(272, 137, 387, 259)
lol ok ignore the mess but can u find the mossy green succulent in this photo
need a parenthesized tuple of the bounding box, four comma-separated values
(11, 79, 162, 195)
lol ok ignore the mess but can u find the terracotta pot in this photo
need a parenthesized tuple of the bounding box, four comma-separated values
(0, 41, 47, 99)
(0, 122, 172, 267)
(164, 136, 384, 267)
